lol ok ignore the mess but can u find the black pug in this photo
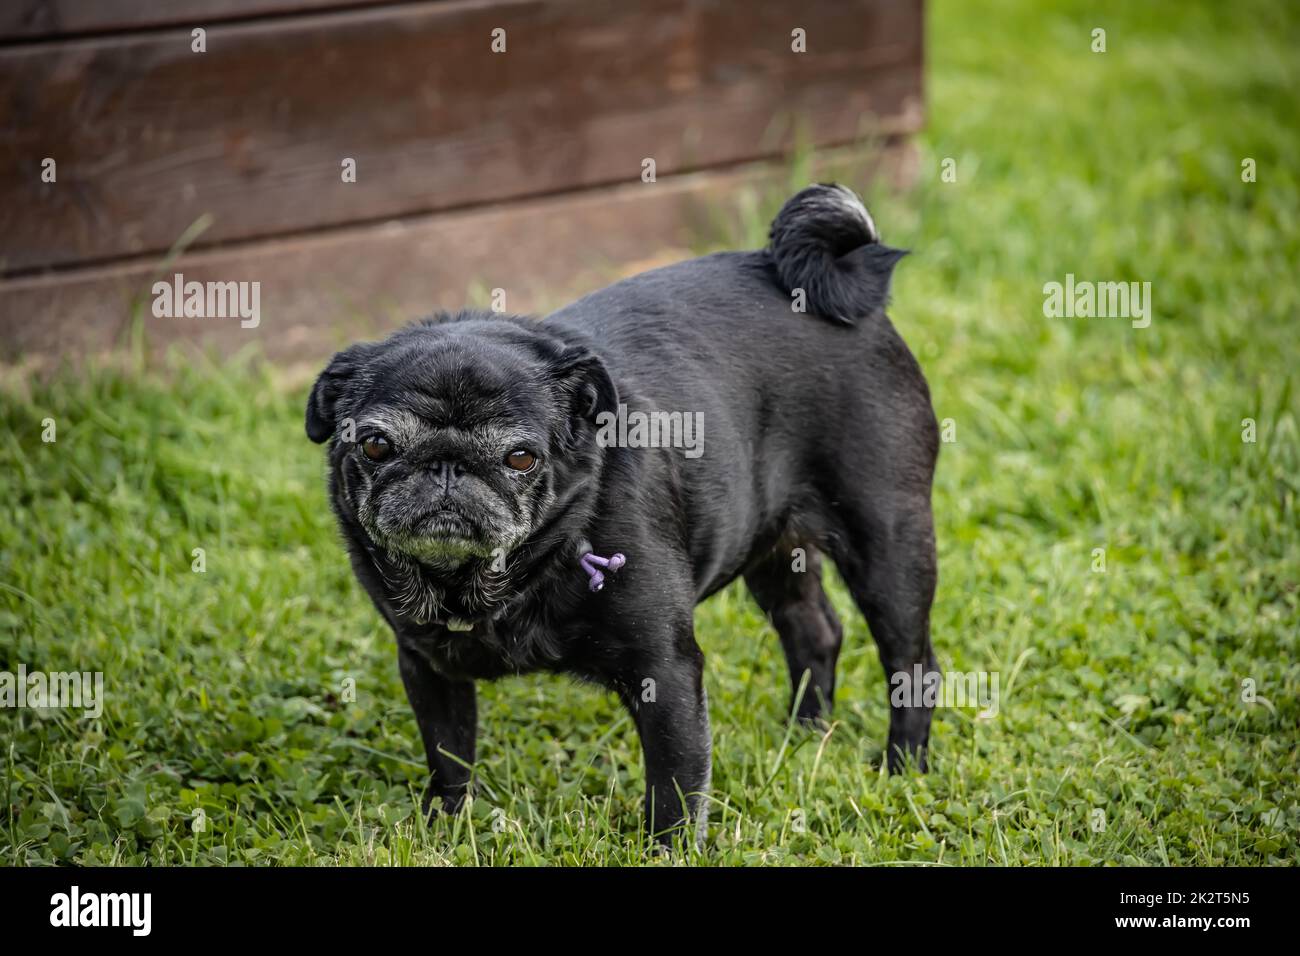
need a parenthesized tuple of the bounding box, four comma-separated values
(306, 183, 939, 845)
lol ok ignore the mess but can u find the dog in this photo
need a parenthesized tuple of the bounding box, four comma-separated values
(306, 184, 940, 844)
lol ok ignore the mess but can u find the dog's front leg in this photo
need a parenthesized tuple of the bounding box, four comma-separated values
(397, 643, 477, 819)
(616, 638, 711, 848)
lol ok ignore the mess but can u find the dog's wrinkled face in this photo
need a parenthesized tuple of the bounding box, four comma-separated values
(307, 319, 616, 572)
(348, 371, 550, 564)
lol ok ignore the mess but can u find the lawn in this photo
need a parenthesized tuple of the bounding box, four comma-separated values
(2, 0, 1297, 866)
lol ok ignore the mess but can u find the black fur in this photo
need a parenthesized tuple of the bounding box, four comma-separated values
(306, 184, 939, 846)
(767, 182, 908, 324)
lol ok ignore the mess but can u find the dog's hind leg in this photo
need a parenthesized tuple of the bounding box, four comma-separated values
(745, 546, 843, 723)
(831, 497, 938, 772)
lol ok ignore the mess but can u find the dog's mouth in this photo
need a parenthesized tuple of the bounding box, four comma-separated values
(415, 508, 477, 538)
(382, 506, 496, 562)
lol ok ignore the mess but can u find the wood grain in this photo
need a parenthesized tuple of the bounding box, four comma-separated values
(0, 0, 922, 273)
(0, 1, 404, 41)
(0, 141, 918, 364)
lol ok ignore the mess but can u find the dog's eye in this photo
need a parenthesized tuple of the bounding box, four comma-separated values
(362, 435, 393, 462)
(505, 449, 537, 472)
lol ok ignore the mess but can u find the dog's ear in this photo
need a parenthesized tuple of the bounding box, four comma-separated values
(305, 343, 376, 443)
(548, 345, 619, 428)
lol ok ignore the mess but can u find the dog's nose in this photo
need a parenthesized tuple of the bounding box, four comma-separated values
(427, 460, 466, 491)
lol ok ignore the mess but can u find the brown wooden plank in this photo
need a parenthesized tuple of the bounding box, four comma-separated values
(0, 1, 404, 41)
(0, 0, 922, 274)
(0, 140, 917, 366)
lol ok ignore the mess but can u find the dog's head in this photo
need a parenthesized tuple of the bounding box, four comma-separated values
(306, 315, 617, 570)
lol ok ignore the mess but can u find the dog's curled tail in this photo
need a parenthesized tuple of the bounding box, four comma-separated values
(767, 183, 907, 326)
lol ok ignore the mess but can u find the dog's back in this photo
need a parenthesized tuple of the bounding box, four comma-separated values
(546, 184, 938, 597)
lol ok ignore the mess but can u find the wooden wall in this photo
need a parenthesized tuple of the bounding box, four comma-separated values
(0, 0, 923, 362)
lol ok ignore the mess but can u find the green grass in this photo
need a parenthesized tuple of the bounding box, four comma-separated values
(2, 0, 1298, 865)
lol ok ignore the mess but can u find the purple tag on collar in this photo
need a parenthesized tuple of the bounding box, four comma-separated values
(579, 551, 626, 592)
